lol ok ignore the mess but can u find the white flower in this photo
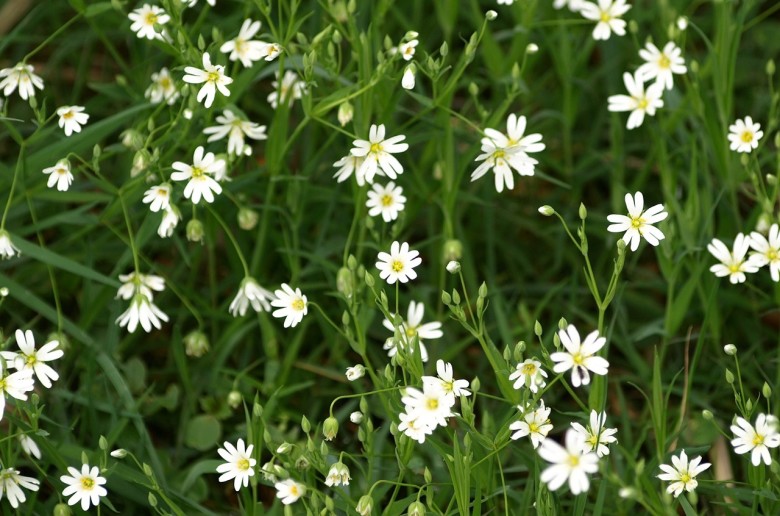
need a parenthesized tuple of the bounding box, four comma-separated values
(398, 39, 418, 61)
(606, 191, 668, 251)
(731, 414, 780, 466)
(270, 283, 308, 328)
(145, 68, 179, 105)
(267, 70, 306, 109)
(749, 224, 780, 281)
(0, 362, 34, 421)
(549, 325, 609, 387)
(332, 154, 368, 185)
(220, 19, 266, 68)
(401, 66, 416, 90)
(60, 464, 108, 511)
(116, 272, 166, 300)
(182, 53, 233, 109)
(553, 0, 585, 11)
(216, 439, 257, 491)
(351, 124, 409, 184)
(636, 42, 686, 90)
(510, 400, 553, 448)
(398, 410, 434, 443)
(571, 410, 618, 457)
(0, 468, 40, 509)
(657, 450, 711, 498)
(367, 182, 407, 222)
(579, 0, 631, 40)
(203, 109, 267, 156)
(708, 234, 760, 284)
(142, 184, 172, 212)
(171, 146, 225, 204)
(0, 63, 44, 100)
(56, 106, 89, 137)
(728, 116, 763, 153)
(0, 230, 20, 259)
(116, 295, 169, 333)
(509, 358, 548, 393)
(350, 411, 363, 424)
(128, 4, 169, 40)
(538, 429, 599, 494)
(229, 277, 274, 317)
(376, 241, 422, 284)
(324, 462, 351, 487)
(275, 479, 305, 505)
(345, 365, 366, 381)
(423, 360, 470, 400)
(401, 384, 455, 429)
(607, 71, 664, 129)
(157, 205, 180, 238)
(1, 329, 64, 389)
(42, 158, 74, 191)
(471, 114, 545, 192)
(19, 435, 41, 460)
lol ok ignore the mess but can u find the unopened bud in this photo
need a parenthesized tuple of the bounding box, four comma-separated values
(579, 202, 587, 220)
(356, 494, 374, 515)
(446, 261, 461, 274)
(338, 101, 354, 127)
(485, 10, 497, 21)
(443, 239, 463, 261)
(526, 43, 539, 54)
(723, 344, 737, 355)
(323, 416, 339, 441)
(350, 411, 363, 424)
(725, 369, 735, 384)
(702, 409, 714, 421)
(538, 205, 554, 216)
(237, 208, 259, 230)
(186, 219, 204, 243)
(184, 331, 209, 357)
(763, 382, 772, 399)
(227, 390, 242, 409)
(110, 449, 127, 458)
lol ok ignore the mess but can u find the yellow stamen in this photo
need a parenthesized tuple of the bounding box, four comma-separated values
(81, 477, 95, 490)
(370, 143, 383, 154)
(658, 55, 671, 69)
(391, 260, 404, 272)
(237, 458, 250, 471)
(381, 194, 394, 207)
(292, 298, 305, 311)
(741, 131, 754, 143)
(426, 398, 439, 410)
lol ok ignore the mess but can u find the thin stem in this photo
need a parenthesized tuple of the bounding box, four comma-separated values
(1, 143, 26, 229)
(206, 205, 250, 277)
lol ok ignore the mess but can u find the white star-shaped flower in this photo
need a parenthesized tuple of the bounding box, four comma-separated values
(727, 116, 763, 153)
(216, 439, 257, 491)
(142, 184, 172, 212)
(731, 414, 780, 466)
(376, 241, 422, 284)
(571, 410, 618, 457)
(579, 0, 631, 40)
(538, 429, 599, 494)
(367, 181, 406, 222)
(636, 41, 687, 90)
(171, 146, 225, 204)
(509, 358, 548, 393)
(657, 450, 711, 498)
(749, 223, 780, 281)
(145, 67, 179, 105)
(203, 109, 267, 156)
(0, 329, 64, 389)
(42, 158, 74, 192)
(275, 479, 305, 505)
(608, 71, 664, 129)
(350, 124, 409, 184)
(229, 277, 274, 317)
(128, 4, 169, 41)
(182, 52, 233, 109)
(60, 464, 108, 512)
(56, 106, 89, 137)
(606, 191, 668, 251)
(510, 400, 553, 448)
(270, 283, 308, 328)
(549, 324, 609, 387)
(708, 234, 760, 284)
(0, 63, 44, 100)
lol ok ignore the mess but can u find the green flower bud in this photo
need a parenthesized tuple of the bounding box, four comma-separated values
(338, 101, 354, 127)
(723, 344, 737, 356)
(227, 390, 242, 409)
(186, 219, 204, 243)
(183, 331, 209, 358)
(237, 208, 259, 231)
(702, 409, 713, 420)
(356, 494, 374, 515)
(579, 202, 588, 220)
(408, 501, 426, 516)
(443, 239, 463, 261)
(323, 416, 339, 441)
(725, 369, 735, 384)
(485, 10, 497, 21)
(763, 382, 772, 399)
(54, 503, 73, 516)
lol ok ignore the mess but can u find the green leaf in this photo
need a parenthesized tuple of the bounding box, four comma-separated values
(185, 415, 222, 451)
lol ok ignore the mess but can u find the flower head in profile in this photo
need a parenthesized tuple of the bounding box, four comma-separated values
(145, 68, 179, 105)
(142, 184, 172, 213)
(229, 277, 274, 317)
(60, 464, 108, 511)
(538, 429, 599, 494)
(367, 182, 407, 222)
(157, 205, 181, 238)
(549, 325, 609, 387)
(731, 413, 780, 466)
(607, 192, 668, 251)
(345, 365, 366, 381)
(423, 360, 470, 400)
(708, 234, 759, 284)
(0, 358, 35, 421)
(351, 124, 409, 184)
(636, 41, 687, 90)
(510, 400, 553, 448)
(579, 0, 631, 40)
(0, 468, 40, 509)
(376, 241, 422, 284)
(203, 109, 267, 156)
(0, 329, 64, 389)
(571, 410, 618, 457)
(728, 116, 763, 153)
(657, 450, 710, 498)
(171, 146, 225, 204)
(324, 462, 351, 487)
(332, 154, 368, 185)
(509, 358, 548, 393)
(42, 158, 74, 192)
(0, 230, 21, 260)
(128, 4, 169, 40)
(216, 439, 256, 491)
(608, 71, 664, 129)
(267, 70, 306, 108)
(275, 479, 305, 505)
(182, 53, 233, 109)
(749, 224, 780, 281)
(0, 63, 44, 100)
(270, 283, 308, 328)
(19, 435, 41, 460)
(116, 294, 169, 333)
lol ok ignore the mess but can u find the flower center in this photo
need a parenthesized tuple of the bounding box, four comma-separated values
(587, 435, 599, 447)
(768, 250, 778, 261)
(237, 458, 250, 471)
(391, 260, 404, 272)
(63, 111, 74, 120)
(741, 131, 754, 143)
(680, 472, 691, 483)
(630, 216, 643, 229)
(728, 263, 742, 274)
(160, 77, 171, 89)
(381, 194, 394, 207)
(572, 352, 584, 365)
(145, 12, 158, 25)
(235, 39, 247, 53)
(568, 455, 580, 467)
(522, 363, 536, 374)
(493, 149, 506, 159)
(600, 12, 611, 23)
(753, 434, 765, 446)
(637, 97, 649, 110)
(426, 398, 439, 410)
(25, 354, 37, 366)
(0, 378, 6, 391)
(289, 485, 299, 496)
(291, 298, 305, 311)
(405, 326, 417, 338)
(529, 422, 539, 432)
(658, 55, 671, 69)
(191, 166, 205, 178)
(81, 477, 95, 490)
(267, 45, 278, 56)
(207, 71, 221, 83)
(370, 143, 383, 154)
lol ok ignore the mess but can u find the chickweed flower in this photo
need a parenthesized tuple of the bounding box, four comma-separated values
(0, 230, 21, 260)
(171, 146, 225, 204)
(203, 109, 267, 156)
(0, 63, 44, 100)
(42, 159, 74, 192)
(56, 106, 89, 136)
(182, 53, 233, 109)
(332, 154, 368, 185)
(398, 39, 419, 61)
(579, 0, 631, 41)
(324, 462, 351, 487)
(145, 68, 179, 105)
(550, 324, 609, 387)
(376, 241, 422, 284)
(383, 301, 442, 345)
(606, 191, 668, 251)
(401, 384, 455, 429)
(731, 413, 780, 466)
(345, 365, 366, 381)
(3, 329, 64, 388)
(229, 277, 274, 317)
(657, 450, 710, 498)
(727, 116, 763, 153)
(367, 181, 407, 222)
(0, 361, 34, 421)
(607, 71, 664, 129)
(509, 358, 548, 393)
(351, 124, 410, 184)
(142, 184, 172, 213)
(117, 294, 169, 333)
(270, 283, 308, 328)
(571, 410, 618, 457)
(220, 19, 267, 68)
(116, 272, 165, 301)
(509, 400, 553, 448)
(128, 4, 169, 40)
(275, 478, 305, 505)
(157, 205, 181, 238)
(749, 224, 780, 281)
(0, 468, 40, 509)
(539, 429, 599, 494)
(267, 70, 306, 108)
(636, 42, 687, 90)
(398, 410, 434, 444)
(423, 360, 471, 400)
(60, 464, 108, 511)
(216, 439, 257, 491)
(708, 234, 759, 284)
